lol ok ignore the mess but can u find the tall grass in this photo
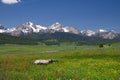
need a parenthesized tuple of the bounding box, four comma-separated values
(0, 44, 120, 80)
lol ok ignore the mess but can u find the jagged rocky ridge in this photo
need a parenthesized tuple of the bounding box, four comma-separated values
(0, 22, 119, 39)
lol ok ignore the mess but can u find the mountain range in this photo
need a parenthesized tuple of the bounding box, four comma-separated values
(0, 21, 119, 40)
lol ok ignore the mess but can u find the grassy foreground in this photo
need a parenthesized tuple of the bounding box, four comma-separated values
(0, 44, 120, 80)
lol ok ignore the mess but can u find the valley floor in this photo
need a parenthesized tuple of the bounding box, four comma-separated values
(0, 44, 120, 80)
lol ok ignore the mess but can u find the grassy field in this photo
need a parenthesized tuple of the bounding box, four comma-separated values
(0, 43, 120, 80)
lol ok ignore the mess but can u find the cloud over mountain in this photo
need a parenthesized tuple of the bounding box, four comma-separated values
(1, 0, 21, 4)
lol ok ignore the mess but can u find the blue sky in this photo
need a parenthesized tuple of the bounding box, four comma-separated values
(0, 0, 120, 31)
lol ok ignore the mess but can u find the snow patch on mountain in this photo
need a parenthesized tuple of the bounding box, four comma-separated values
(81, 30, 96, 36)
(98, 29, 107, 32)
(6, 28, 16, 33)
(36, 25, 47, 30)
(62, 27, 69, 32)
(0, 30, 5, 33)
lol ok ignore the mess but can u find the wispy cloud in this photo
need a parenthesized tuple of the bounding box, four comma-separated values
(1, 0, 21, 4)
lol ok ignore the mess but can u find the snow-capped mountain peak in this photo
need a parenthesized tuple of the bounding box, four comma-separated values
(55, 22, 61, 25)
(18, 21, 47, 33)
(25, 21, 34, 26)
(49, 22, 62, 29)
(48, 22, 79, 34)
(81, 30, 96, 36)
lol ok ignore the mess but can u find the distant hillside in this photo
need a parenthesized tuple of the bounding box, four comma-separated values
(0, 33, 38, 45)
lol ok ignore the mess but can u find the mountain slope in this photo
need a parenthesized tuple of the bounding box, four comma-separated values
(0, 33, 38, 45)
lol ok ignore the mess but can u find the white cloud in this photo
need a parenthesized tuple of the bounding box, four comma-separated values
(1, 0, 21, 4)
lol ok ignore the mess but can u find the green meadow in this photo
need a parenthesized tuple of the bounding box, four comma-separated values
(0, 43, 120, 80)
